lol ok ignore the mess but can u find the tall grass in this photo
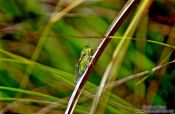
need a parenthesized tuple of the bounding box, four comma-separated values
(0, 0, 175, 114)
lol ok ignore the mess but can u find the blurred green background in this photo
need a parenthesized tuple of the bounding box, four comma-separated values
(0, 0, 175, 114)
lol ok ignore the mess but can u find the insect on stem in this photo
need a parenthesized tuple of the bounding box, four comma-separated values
(75, 45, 94, 83)
(65, 0, 140, 114)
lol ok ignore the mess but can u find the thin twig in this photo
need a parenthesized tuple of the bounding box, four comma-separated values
(106, 59, 175, 89)
(65, 0, 140, 114)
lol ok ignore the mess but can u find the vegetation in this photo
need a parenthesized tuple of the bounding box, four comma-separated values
(0, 0, 175, 114)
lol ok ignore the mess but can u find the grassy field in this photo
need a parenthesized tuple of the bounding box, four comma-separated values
(0, 0, 175, 114)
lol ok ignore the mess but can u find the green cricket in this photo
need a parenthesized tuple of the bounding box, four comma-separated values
(75, 45, 94, 82)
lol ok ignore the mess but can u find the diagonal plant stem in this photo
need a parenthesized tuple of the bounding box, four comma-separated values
(1, 50, 174, 113)
(89, 0, 153, 114)
(65, 0, 140, 114)
(0, 51, 135, 113)
(0, 49, 137, 112)
(105, 59, 175, 89)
